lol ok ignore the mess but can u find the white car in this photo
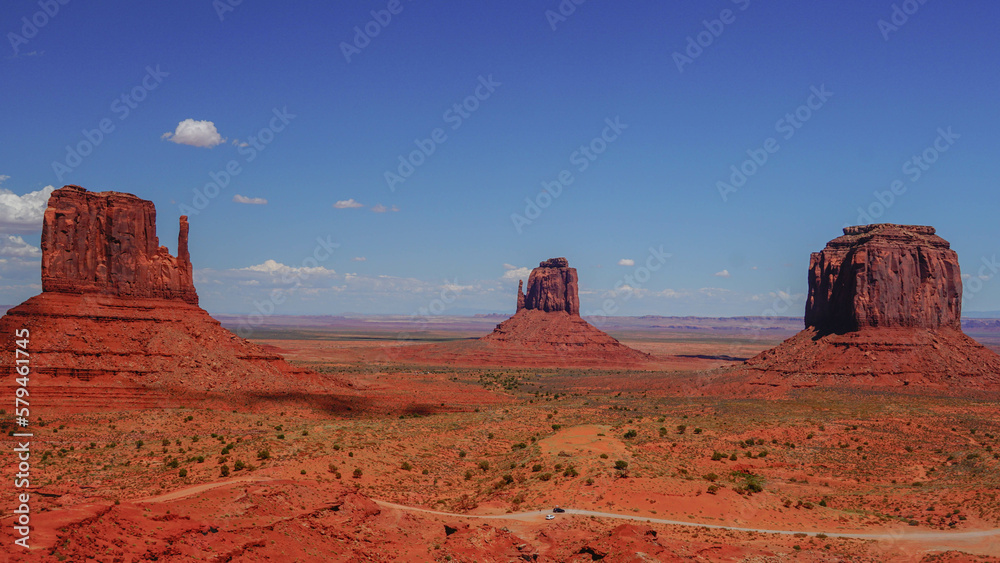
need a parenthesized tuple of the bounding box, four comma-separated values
(545, 514, 555, 520)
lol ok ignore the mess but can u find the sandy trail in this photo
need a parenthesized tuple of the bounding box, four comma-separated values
(134, 479, 999, 550)
(374, 500, 1000, 543)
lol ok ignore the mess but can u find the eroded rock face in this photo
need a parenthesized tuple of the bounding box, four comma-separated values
(805, 224, 961, 333)
(41, 185, 198, 304)
(739, 223, 1000, 389)
(0, 185, 341, 410)
(520, 257, 580, 315)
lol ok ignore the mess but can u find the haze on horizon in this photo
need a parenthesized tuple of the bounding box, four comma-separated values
(2, 1, 998, 318)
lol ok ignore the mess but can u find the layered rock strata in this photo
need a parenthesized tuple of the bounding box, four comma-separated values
(0, 186, 335, 410)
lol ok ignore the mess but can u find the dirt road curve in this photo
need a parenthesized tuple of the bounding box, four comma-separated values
(374, 500, 1000, 543)
(135, 480, 999, 551)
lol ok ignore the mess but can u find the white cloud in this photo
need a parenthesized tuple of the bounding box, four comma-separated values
(0, 235, 40, 258)
(162, 119, 225, 148)
(502, 267, 532, 281)
(714, 269, 731, 278)
(502, 263, 517, 270)
(0, 185, 55, 233)
(233, 194, 267, 205)
(240, 259, 335, 277)
(0, 175, 9, 186)
(618, 258, 635, 266)
(371, 204, 400, 213)
(351, 256, 367, 262)
(333, 199, 364, 209)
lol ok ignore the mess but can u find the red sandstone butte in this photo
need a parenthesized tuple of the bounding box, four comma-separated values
(517, 257, 580, 315)
(0, 185, 339, 410)
(479, 257, 650, 365)
(742, 224, 1000, 388)
(382, 257, 650, 367)
(805, 224, 961, 333)
(41, 185, 198, 303)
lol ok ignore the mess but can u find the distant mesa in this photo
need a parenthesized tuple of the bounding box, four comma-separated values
(383, 257, 651, 367)
(0, 185, 338, 410)
(741, 224, 1000, 388)
(478, 257, 651, 365)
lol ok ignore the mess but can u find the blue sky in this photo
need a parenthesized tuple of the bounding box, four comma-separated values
(2, 0, 999, 318)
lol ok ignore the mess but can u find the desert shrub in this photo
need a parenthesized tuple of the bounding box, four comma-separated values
(658, 427, 668, 437)
(162, 439, 170, 447)
(464, 470, 473, 480)
(257, 449, 270, 460)
(458, 450, 467, 458)
(532, 464, 543, 472)
(234, 460, 246, 471)
(401, 461, 412, 471)
(729, 453, 738, 461)
(220, 465, 230, 477)
(623, 429, 637, 439)
(711, 451, 725, 461)
(478, 461, 490, 471)
(694, 428, 702, 434)
(585, 478, 594, 485)
(353, 468, 363, 478)
(676, 425, 686, 434)
(538, 472, 553, 481)
(552, 424, 562, 431)
(614, 460, 629, 471)
(563, 466, 579, 478)
(599, 453, 609, 459)
(511, 443, 527, 450)
(421, 469, 429, 475)
(135, 440, 144, 449)
(703, 473, 719, 482)
(178, 469, 187, 478)
(706, 485, 719, 494)
(732, 471, 764, 494)
(167, 459, 179, 469)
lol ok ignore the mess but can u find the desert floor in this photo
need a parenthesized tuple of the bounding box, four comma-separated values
(3, 317, 1000, 561)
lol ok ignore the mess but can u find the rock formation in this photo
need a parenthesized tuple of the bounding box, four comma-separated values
(41, 186, 198, 303)
(383, 257, 651, 367)
(741, 224, 1000, 388)
(518, 257, 580, 315)
(0, 185, 341, 410)
(478, 257, 650, 365)
(804, 224, 961, 333)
